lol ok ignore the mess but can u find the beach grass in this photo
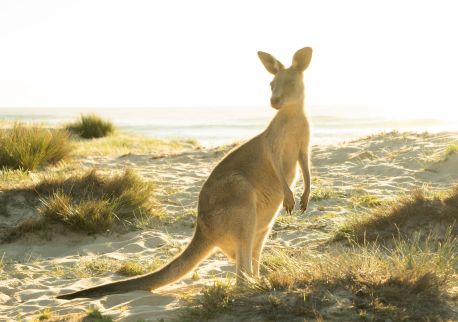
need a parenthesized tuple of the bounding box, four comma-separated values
(444, 143, 458, 160)
(66, 114, 115, 139)
(184, 230, 456, 321)
(35, 169, 160, 234)
(184, 184, 458, 321)
(117, 257, 164, 276)
(334, 186, 458, 244)
(349, 192, 382, 208)
(0, 167, 30, 190)
(49, 255, 166, 280)
(31, 305, 113, 322)
(0, 123, 72, 170)
(310, 186, 339, 201)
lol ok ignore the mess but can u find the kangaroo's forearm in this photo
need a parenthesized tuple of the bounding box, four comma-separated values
(299, 152, 311, 192)
(272, 158, 293, 196)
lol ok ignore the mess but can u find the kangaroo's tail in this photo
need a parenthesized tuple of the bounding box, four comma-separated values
(57, 226, 213, 300)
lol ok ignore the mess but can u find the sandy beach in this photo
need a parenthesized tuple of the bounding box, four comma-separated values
(0, 130, 457, 321)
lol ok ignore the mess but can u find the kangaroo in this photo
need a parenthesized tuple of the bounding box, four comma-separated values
(57, 47, 313, 300)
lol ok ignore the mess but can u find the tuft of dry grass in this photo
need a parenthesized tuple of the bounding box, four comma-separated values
(444, 143, 458, 160)
(116, 257, 164, 276)
(34, 169, 160, 234)
(310, 187, 339, 201)
(66, 114, 115, 139)
(0, 167, 29, 181)
(34, 308, 53, 321)
(0, 167, 30, 190)
(0, 123, 72, 170)
(334, 186, 458, 244)
(349, 193, 382, 208)
(31, 305, 113, 322)
(182, 277, 235, 321)
(50, 256, 166, 280)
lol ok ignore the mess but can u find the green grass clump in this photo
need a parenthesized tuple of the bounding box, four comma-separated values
(36, 169, 159, 233)
(0, 123, 72, 170)
(66, 114, 115, 139)
(334, 186, 458, 244)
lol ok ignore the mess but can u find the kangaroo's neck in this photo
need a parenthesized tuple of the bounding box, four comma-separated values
(266, 100, 306, 134)
(278, 100, 305, 117)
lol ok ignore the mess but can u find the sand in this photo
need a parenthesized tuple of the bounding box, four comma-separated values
(0, 131, 457, 321)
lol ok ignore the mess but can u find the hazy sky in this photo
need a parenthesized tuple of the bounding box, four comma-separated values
(0, 0, 457, 118)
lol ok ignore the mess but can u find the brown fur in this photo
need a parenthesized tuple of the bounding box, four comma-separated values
(57, 47, 313, 300)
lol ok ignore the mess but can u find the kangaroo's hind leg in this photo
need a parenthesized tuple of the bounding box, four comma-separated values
(231, 204, 257, 284)
(252, 228, 270, 278)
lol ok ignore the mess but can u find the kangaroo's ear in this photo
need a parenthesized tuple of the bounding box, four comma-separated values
(257, 51, 285, 75)
(292, 47, 313, 72)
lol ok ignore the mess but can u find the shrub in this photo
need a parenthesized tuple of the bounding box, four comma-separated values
(0, 123, 72, 170)
(66, 114, 115, 139)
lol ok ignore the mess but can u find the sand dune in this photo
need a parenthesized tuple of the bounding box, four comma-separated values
(0, 131, 457, 321)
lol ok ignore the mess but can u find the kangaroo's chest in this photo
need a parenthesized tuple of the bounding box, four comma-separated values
(272, 128, 303, 177)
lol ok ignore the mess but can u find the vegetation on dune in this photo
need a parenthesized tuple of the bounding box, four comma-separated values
(0, 167, 30, 190)
(309, 186, 339, 201)
(185, 278, 235, 320)
(0, 123, 72, 170)
(184, 186, 458, 321)
(35, 169, 160, 233)
(0, 167, 29, 181)
(444, 143, 458, 160)
(184, 231, 456, 321)
(66, 114, 115, 139)
(31, 305, 113, 322)
(349, 193, 382, 208)
(334, 186, 458, 244)
(47, 255, 165, 280)
(116, 257, 164, 276)
(1, 169, 162, 241)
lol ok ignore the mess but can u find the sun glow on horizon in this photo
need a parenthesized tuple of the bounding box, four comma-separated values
(0, 0, 457, 123)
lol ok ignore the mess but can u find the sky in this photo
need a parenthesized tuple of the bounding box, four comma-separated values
(0, 0, 457, 119)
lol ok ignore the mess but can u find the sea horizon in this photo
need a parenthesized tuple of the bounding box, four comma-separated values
(0, 106, 456, 147)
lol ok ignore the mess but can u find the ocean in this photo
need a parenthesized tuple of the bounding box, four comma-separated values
(0, 106, 456, 147)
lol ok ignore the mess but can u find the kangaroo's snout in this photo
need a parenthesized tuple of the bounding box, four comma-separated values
(270, 96, 283, 109)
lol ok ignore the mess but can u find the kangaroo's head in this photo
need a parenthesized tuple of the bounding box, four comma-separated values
(258, 47, 312, 110)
